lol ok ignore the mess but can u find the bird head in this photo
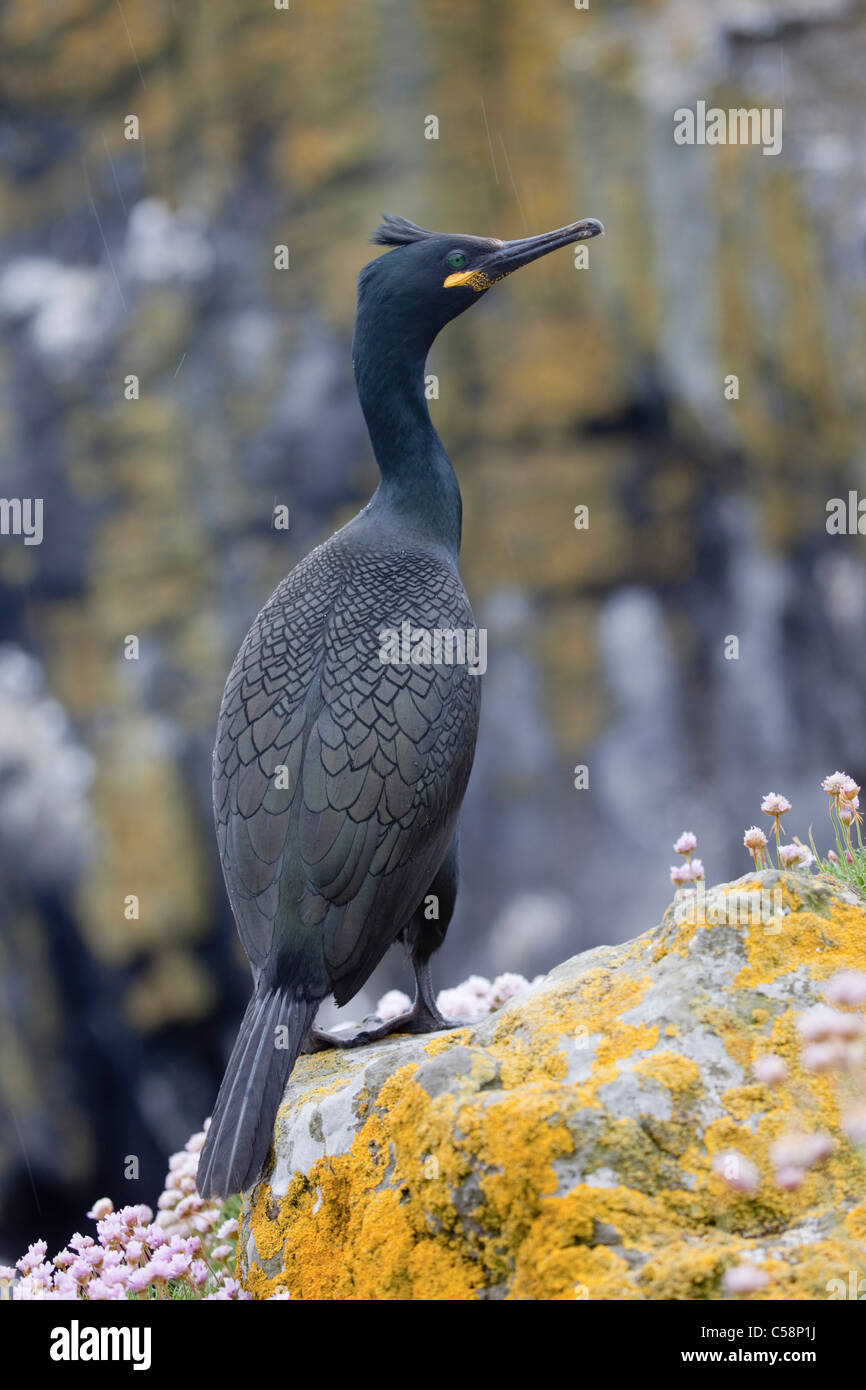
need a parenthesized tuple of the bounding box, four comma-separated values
(357, 213, 604, 345)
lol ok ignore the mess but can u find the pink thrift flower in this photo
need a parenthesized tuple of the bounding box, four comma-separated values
(146, 1254, 174, 1282)
(13, 1275, 43, 1300)
(96, 1215, 125, 1247)
(670, 863, 692, 887)
(711, 1150, 759, 1193)
(126, 1267, 153, 1294)
(87, 1198, 114, 1221)
(192, 1209, 221, 1233)
(774, 1166, 804, 1191)
(673, 832, 697, 856)
(801, 1040, 852, 1073)
(743, 826, 768, 857)
(752, 1055, 787, 1085)
(490, 973, 531, 1008)
(206, 1277, 251, 1300)
(375, 989, 412, 1022)
(87, 1278, 126, 1301)
(19, 1262, 52, 1292)
(185, 1129, 207, 1154)
(437, 976, 494, 1020)
(777, 843, 813, 870)
(173, 1192, 203, 1217)
(52, 1272, 79, 1300)
(797, 1005, 863, 1042)
(761, 793, 791, 818)
(16, 1241, 47, 1274)
(723, 1265, 768, 1295)
(822, 772, 856, 797)
(842, 1104, 866, 1144)
(825, 971, 866, 1007)
(771, 1131, 833, 1171)
(217, 1219, 239, 1241)
(167, 1253, 192, 1279)
(803, 1132, 835, 1164)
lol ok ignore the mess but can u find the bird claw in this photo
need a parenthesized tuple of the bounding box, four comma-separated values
(301, 1026, 355, 1054)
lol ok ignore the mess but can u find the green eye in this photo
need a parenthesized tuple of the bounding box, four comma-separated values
(446, 250, 468, 271)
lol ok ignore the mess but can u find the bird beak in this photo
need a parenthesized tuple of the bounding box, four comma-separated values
(443, 217, 604, 290)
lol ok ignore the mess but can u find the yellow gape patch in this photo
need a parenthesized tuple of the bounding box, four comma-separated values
(443, 268, 493, 291)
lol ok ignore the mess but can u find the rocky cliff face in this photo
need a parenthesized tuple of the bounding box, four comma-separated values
(2, 0, 866, 1251)
(239, 871, 866, 1299)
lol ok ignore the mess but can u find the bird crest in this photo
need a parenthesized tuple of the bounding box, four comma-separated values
(370, 214, 437, 247)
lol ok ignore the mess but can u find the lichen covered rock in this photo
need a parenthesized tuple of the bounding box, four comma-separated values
(240, 871, 866, 1299)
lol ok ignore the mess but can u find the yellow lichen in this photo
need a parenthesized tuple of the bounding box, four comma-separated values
(632, 1051, 701, 1100)
(424, 1028, 474, 1057)
(736, 881, 864, 988)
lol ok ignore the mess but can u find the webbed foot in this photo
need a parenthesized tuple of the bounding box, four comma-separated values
(305, 1000, 461, 1052)
(302, 947, 464, 1053)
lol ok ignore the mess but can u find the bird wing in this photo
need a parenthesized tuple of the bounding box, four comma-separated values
(213, 536, 481, 1002)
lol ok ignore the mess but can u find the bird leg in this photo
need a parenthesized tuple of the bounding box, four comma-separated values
(305, 954, 460, 1051)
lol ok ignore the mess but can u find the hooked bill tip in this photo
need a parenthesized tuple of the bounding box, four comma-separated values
(575, 217, 604, 239)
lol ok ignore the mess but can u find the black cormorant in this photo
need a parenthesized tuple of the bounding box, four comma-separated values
(198, 212, 604, 1198)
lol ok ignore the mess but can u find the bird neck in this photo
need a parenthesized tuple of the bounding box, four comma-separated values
(353, 315, 462, 557)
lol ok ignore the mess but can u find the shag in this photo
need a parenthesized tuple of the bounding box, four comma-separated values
(198, 211, 604, 1197)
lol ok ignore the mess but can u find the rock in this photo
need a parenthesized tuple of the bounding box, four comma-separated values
(239, 870, 866, 1299)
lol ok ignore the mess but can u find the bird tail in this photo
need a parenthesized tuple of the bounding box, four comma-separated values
(197, 988, 317, 1200)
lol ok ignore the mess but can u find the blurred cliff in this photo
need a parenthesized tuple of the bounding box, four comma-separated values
(1, 0, 866, 1249)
